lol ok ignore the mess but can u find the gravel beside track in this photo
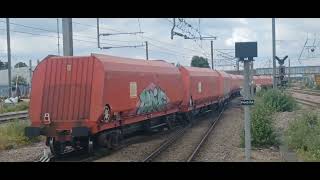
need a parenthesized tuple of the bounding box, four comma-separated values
(95, 130, 176, 162)
(0, 141, 46, 162)
(194, 98, 282, 162)
(151, 112, 216, 162)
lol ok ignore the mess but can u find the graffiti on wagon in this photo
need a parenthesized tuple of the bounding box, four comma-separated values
(136, 83, 170, 114)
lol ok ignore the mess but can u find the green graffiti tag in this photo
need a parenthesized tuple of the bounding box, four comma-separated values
(136, 83, 170, 115)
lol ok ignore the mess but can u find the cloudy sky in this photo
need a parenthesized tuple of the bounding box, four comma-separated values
(0, 18, 320, 71)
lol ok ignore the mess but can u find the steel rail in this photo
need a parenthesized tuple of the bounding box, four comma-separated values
(289, 89, 320, 97)
(142, 126, 189, 162)
(186, 108, 225, 162)
(0, 111, 29, 123)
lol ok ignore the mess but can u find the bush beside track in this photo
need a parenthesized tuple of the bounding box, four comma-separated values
(285, 111, 320, 161)
(0, 120, 42, 150)
(241, 89, 297, 148)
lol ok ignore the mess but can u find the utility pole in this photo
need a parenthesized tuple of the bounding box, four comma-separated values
(211, 40, 214, 69)
(97, 18, 100, 49)
(57, 18, 60, 55)
(272, 18, 277, 89)
(62, 18, 73, 56)
(288, 58, 291, 85)
(250, 62, 254, 98)
(29, 59, 32, 97)
(29, 60, 32, 85)
(145, 41, 149, 60)
(244, 60, 252, 161)
(236, 61, 240, 73)
(6, 18, 12, 97)
(37, 59, 40, 65)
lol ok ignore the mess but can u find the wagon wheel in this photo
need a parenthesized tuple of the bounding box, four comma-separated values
(167, 119, 173, 130)
(88, 137, 94, 155)
(111, 132, 121, 149)
(185, 111, 194, 125)
(49, 137, 63, 157)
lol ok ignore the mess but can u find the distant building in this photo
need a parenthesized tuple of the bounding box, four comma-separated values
(0, 66, 36, 97)
(0, 66, 36, 86)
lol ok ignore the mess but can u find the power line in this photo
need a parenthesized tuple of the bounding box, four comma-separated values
(0, 28, 122, 47)
(0, 28, 57, 38)
(73, 20, 209, 56)
(148, 42, 195, 57)
(0, 19, 216, 64)
(0, 20, 56, 33)
(4, 24, 190, 60)
(0, 20, 118, 44)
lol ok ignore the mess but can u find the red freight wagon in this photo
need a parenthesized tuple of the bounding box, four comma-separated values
(232, 75, 242, 92)
(229, 74, 239, 94)
(26, 54, 184, 154)
(179, 66, 222, 112)
(262, 76, 273, 87)
(236, 75, 244, 90)
(267, 76, 273, 86)
(216, 71, 232, 100)
(253, 76, 260, 86)
(260, 76, 267, 86)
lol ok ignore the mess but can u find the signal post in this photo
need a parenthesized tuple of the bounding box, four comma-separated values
(235, 42, 258, 161)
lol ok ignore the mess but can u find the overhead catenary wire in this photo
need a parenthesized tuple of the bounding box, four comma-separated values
(0, 20, 128, 45)
(73, 20, 210, 56)
(0, 28, 194, 63)
(0, 28, 123, 47)
(2, 18, 212, 68)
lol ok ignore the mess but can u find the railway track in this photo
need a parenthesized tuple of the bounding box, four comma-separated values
(294, 97, 320, 108)
(142, 126, 189, 162)
(142, 108, 225, 162)
(34, 127, 183, 162)
(287, 89, 320, 108)
(186, 108, 224, 162)
(289, 89, 320, 97)
(0, 111, 29, 123)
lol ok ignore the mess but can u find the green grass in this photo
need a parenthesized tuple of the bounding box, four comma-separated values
(0, 101, 29, 114)
(261, 89, 297, 112)
(241, 98, 279, 148)
(0, 120, 41, 150)
(241, 89, 297, 148)
(285, 112, 320, 161)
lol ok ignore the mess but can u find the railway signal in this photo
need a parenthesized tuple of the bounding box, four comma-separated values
(275, 55, 288, 87)
(235, 41, 258, 161)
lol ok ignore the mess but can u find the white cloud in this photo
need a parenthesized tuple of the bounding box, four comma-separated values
(239, 18, 248, 24)
(225, 27, 257, 46)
